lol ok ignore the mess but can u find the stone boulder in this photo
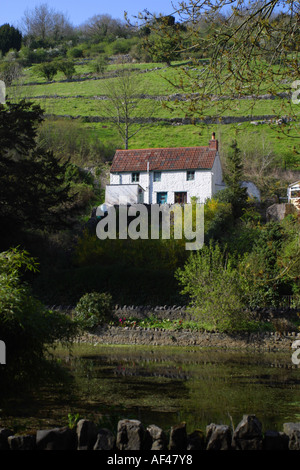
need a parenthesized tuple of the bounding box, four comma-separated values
(36, 426, 76, 450)
(263, 430, 289, 450)
(169, 422, 187, 450)
(266, 203, 297, 222)
(144, 424, 168, 450)
(8, 434, 36, 450)
(76, 419, 99, 450)
(93, 428, 116, 450)
(232, 414, 263, 450)
(206, 424, 231, 450)
(0, 428, 13, 450)
(116, 419, 145, 450)
(187, 430, 205, 450)
(283, 423, 300, 450)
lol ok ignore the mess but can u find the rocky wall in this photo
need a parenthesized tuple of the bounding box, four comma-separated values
(1, 415, 299, 450)
(79, 325, 300, 351)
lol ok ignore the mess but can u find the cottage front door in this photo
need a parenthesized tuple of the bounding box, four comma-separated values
(157, 192, 168, 204)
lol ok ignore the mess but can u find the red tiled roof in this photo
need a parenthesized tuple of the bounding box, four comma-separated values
(110, 146, 217, 172)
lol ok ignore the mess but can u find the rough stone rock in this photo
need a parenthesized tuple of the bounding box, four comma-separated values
(266, 203, 296, 223)
(116, 419, 145, 450)
(169, 422, 187, 450)
(93, 428, 116, 450)
(0, 428, 13, 450)
(283, 423, 300, 450)
(36, 426, 76, 450)
(232, 415, 263, 450)
(144, 424, 168, 450)
(76, 419, 99, 450)
(187, 430, 205, 450)
(8, 434, 36, 450)
(263, 430, 289, 451)
(206, 424, 232, 450)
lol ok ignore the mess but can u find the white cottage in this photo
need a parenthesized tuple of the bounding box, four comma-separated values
(105, 133, 225, 206)
(287, 180, 300, 209)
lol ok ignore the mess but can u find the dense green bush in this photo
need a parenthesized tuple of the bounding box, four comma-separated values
(74, 291, 113, 330)
(0, 60, 23, 86)
(68, 182, 97, 210)
(240, 218, 300, 308)
(67, 47, 84, 59)
(92, 55, 109, 74)
(36, 61, 58, 81)
(36, 117, 119, 165)
(0, 24, 22, 56)
(56, 59, 76, 79)
(175, 241, 250, 332)
(0, 248, 78, 385)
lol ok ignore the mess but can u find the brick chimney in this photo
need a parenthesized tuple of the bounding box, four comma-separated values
(209, 132, 218, 151)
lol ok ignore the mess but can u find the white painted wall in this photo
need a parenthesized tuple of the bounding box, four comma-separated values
(106, 184, 144, 205)
(109, 153, 224, 204)
(211, 154, 224, 194)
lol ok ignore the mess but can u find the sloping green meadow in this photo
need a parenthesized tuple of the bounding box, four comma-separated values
(10, 60, 300, 165)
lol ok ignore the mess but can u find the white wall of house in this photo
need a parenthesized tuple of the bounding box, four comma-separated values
(109, 153, 224, 204)
(287, 180, 300, 208)
(211, 154, 225, 195)
(105, 184, 144, 205)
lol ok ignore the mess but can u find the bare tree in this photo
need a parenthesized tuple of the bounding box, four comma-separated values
(100, 65, 156, 149)
(132, 1, 299, 142)
(21, 3, 73, 41)
(79, 14, 127, 41)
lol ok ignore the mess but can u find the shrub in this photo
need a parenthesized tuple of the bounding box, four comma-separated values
(56, 59, 76, 79)
(67, 47, 84, 59)
(36, 62, 58, 81)
(68, 182, 97, 209)
(74, 291, 113, 330)
(0, 61, 23, 86)
(175, 241, 250, 332)
(0, 248, 78, 387)
(110, 38, 132, 55)
(93, 55, 109, 74)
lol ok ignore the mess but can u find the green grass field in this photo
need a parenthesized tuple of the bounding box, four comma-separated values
(8, 59, 300, 168)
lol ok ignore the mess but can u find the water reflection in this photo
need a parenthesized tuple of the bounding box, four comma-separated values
(61, 345, 300, 433)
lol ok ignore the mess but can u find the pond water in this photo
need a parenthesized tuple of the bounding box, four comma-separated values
(1, 344, 300, 434)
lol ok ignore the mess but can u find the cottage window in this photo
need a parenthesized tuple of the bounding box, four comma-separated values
(153, 171, 161, 182)
(175, 192, 187, 204)
(291, 189, 300, 198)
(187, 171, 195, 181)
(132, 172, 140, 183)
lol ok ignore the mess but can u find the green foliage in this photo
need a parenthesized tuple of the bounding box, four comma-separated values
(67, 47, 84, 59)
(18, 46, 54, 65)
(175, 241, 250, 332)
(74, 291, 113, 330)
(0, 248, 78, 384)
(142, 17, 182, 65)
(56, 59, 76, 79)
(33, 262, 181, 306)
(204, 197, 234, 241)
(0, 24, 22, 56)
(176, 216, 299, 328)
(36, 62, 58, 81)
(68, 182, 97, 210)
(74, 232, 187, 272)
(0, 100, 75, 247)
(64, 162, 94, 185)
(37, 117, 118, 166)
(92, 55, 109, 75)
(67, 413, 81, 429)
(0, 61, 23, 86)
(222, 140, 248, 218)
(110, 38, 133, 55)
(240, 219, 300, 308)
